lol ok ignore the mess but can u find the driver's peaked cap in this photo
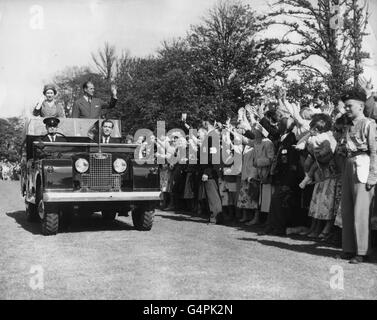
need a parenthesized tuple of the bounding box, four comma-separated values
(43, 117, 60, 127)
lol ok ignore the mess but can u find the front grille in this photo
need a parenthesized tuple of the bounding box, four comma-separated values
(81, 153, 121, 191)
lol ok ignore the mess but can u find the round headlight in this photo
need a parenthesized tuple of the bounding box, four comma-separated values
(75, 158, 89, 173)
(113, 158, 127, 173)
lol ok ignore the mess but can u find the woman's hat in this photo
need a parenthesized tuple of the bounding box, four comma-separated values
(43, 84, 57, 95)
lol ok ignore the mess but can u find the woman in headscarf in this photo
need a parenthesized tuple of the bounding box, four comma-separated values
(33, 84, 65, 117)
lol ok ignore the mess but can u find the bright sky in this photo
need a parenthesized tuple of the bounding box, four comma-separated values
(0, 0, 376, 118)
(0, 0, 269, 118)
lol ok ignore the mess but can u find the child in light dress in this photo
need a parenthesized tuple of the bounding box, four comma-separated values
(299, 114, 337, 189)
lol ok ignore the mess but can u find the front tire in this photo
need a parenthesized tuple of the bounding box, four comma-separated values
(132, 207, 154, 231)
(38, 197, 59, 236)
(41, 213, 59, 235)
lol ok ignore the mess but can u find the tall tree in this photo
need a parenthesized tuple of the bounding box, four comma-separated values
(0, 117, 24, 161)
(187, 0, 283, 120)
(268, 0, 369, 97)
(345, 0, 369, 86)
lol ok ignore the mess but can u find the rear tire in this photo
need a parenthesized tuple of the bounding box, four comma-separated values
(132, 207, 154, 231)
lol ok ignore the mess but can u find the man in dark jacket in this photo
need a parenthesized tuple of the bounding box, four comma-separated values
(42, 117, 66, 142)
(94, 119, 118, 144)
(258, 117, 301, 236)
(197, 119, 223, 223)
(38, 117, 67, 159)
(71, 81, 117, 119)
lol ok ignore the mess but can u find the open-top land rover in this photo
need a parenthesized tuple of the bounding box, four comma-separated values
(20, 118, 160, 235)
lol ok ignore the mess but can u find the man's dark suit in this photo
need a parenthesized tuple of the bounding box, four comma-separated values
(39, 134, 67, 158)
(42, 134, 67, 142)
(94, 135, 118, 144)
(71, 96, 117, 119)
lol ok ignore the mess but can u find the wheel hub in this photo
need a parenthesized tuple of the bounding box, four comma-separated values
(38, 200, 45, 220)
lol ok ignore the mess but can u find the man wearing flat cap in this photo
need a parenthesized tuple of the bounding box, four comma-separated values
(71, 81, 117, 119)
(42, 117, 66, 142)
(337, 89, 377, 264)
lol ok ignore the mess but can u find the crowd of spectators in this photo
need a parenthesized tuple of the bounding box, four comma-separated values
(135, 80, 377, 263)
(0, 160, 21, 181)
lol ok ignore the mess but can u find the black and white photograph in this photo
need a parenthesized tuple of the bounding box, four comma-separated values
(1, 0, 377, 305)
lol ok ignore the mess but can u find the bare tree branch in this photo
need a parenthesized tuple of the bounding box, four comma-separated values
(91, 42, 117, 81)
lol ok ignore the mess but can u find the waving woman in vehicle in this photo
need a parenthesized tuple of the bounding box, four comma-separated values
(33, 84, 66, 118)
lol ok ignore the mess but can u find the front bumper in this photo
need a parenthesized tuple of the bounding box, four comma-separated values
(43, 191, 161, 203)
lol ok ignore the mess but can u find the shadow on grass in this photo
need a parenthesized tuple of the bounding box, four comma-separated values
(233, 221, 339, 246)
(6, 210, 41, 235)
(158, 210, 271, 229)
(158, 210, 266, 228)
(159, 210, 377, 261)
(157, 212, 211, 224)
(6, 210, 135, 235)
(238, 236, 377, 264)
(156, 209, 244, 226)
(238, 236, 340, 258)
